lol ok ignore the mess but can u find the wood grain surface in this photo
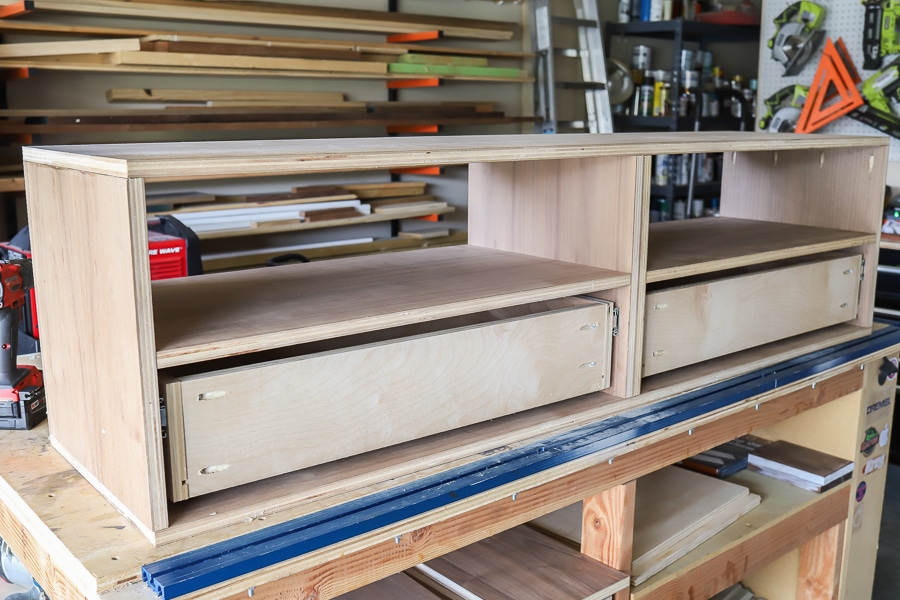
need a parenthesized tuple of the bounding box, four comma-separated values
(170, 300, 613, 497)
(23, 133, 888, 180)
(643, 255, 862, 376)
(418, 525, 628, 600)
(151, 245, 629, 367)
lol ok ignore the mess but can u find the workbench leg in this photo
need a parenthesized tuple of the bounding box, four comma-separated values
(798, 522, 844, 600)
(580, 481, 635, 600)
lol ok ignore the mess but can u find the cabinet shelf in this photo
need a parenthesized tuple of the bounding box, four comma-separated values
(646, 217, 875, 283)
(151, 245, 630, 367)
(606, 19, 760, 43)
(631, 471, 851, 600)
(614, 115, 743, 131)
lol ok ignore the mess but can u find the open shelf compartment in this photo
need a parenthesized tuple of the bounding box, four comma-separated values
(152, 245, 630, 367)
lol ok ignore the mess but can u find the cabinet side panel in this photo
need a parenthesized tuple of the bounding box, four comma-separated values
(720, 146, 886, 329)
(468, 156, 644, 397)
(468, 157, 639, 271)
(23, 163, 165, 534)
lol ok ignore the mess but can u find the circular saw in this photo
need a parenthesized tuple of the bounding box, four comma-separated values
(768, 1, 827, 76)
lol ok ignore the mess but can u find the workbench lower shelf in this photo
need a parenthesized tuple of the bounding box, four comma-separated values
(631, 471, 850, 600)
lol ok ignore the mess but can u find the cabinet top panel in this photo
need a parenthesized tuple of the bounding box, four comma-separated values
(22, 132, 888, 180)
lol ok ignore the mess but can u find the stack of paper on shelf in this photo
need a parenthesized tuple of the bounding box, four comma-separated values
(679, 434, 770, 478)
(748, 440, 853, 493)
(530, 466, 760, 587)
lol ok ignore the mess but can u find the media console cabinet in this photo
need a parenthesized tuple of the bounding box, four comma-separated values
(1, 132, 893, 600)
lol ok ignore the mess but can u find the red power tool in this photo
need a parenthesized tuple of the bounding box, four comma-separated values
(0, 259, 45, 430)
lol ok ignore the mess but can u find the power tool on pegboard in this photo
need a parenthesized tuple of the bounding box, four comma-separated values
(758, 85, 808, 132)
(0, 258, 44, 431)
(768, 1, 827, 76)
(863, 0, 900, 71)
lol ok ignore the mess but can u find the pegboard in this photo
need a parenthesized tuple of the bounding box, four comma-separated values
(758, 0, 900, 160)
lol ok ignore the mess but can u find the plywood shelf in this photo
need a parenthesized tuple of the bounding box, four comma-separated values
(647, 217, 875, 283)
(151, 245, 630, 367)
(630, 470, 851, 600)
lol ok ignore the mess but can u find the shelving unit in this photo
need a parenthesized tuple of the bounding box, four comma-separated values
(6, 131, 894, 599)
(606, 19, 760, 215)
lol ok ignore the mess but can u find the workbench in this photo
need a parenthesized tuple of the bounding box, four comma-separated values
(3, 132, 895, 599)
(0, 329, 897, 600)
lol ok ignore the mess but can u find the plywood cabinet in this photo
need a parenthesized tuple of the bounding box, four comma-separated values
(21, 132, 888, 545)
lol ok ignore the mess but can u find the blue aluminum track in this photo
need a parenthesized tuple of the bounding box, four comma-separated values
(143, 324, 900, 599)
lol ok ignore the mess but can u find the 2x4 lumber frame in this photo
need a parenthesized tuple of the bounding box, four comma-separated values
(9, 0, 517, 41)
(140, 331, 896, 599)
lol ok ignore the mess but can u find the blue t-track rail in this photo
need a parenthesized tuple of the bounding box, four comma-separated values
(143, 325, 900, 599)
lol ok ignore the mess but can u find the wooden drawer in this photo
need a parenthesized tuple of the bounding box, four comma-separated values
(642, 254, 862, 377)
(164, 297, 615, 500)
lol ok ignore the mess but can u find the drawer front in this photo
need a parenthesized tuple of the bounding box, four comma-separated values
(167, 300, 613, 499)
(643, 255, 862, 377)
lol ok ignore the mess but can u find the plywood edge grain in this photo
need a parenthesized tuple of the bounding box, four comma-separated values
(49, 437, 159, 546)
(22, 133, 889, 180)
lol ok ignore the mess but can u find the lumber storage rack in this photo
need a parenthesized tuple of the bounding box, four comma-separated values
(142, 324, 900, 600)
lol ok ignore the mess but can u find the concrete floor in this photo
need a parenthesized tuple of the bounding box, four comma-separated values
(873, 464, 900, 599)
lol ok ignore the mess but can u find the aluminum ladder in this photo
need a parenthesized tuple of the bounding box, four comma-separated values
(532, 0, 613, 134)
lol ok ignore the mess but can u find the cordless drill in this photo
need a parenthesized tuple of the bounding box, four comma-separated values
(0, 259, 44, 430)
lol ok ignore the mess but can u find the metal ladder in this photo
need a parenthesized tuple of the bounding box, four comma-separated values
(532, 0, 613, 134)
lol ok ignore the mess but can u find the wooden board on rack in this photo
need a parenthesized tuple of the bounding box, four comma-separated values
(0, 21, 534, 58)
(0, 37, 141, 58)
(109, 50, 388, 73)
(106, 88, 347, 105)
(14, 0, 518, 40)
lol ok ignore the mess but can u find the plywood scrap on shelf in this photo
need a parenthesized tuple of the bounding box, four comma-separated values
(629, 467, 761, 585)
(398, 228, 451, 240)
(214, 189, 356, 204)
(8, 0, 518, 41)
(0, 20, 533, 59)
(389, 61, 525, 79)
(366, 194, 435, 209)
(108, 50, 388, 74)
(140, 38, 364, 62)
(340, 181, 428, 199)
(396, 53, 489, 67)
(201, 233, 465, 272)
(373, 201, 447, 214)
(0, 37, 141, 58)
(145, 191, 215, 207)
(414, 525, 629, 600)
(0, 107, 528, 135)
